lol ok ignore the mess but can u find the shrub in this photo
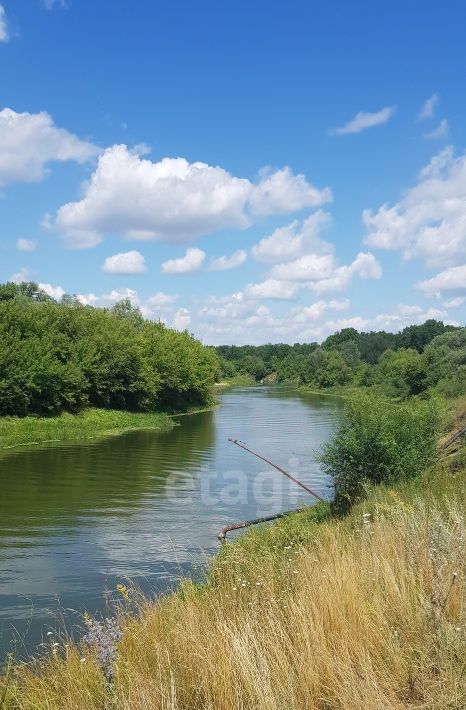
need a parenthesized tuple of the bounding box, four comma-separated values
(319, 391, 442, 510)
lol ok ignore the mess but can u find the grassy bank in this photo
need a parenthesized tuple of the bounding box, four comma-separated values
(214, 374, 257, 389)
(3, 437, 465, 709)
(0, 408, 174, 451)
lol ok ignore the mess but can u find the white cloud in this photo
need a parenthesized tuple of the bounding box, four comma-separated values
(310, 252, 382, 294)
(38, 282, 65, 300)
(53, 145, 331, 247)
(332, 106, 396, 135)
(16, 238, 37, 252)
(424, 119, 449, 140)
(267, 250, 381, 293)
(161, 247, 205, 274)
(102, 250, 146, 274)
(209, 249, 247, 271)
(270, 253, 335, 282)
(364, 147, 466, 267)
(173, 308, 191, 330)
(416, 264, 466, 296)
(0, 108, 99, 186)
(443, 296, 465, 308)
(10, 267, 31, 283)
(147, 291, 178, 308)
(292, 299, 349, 323)
(76, 287, 138, 308)
(251, 211, 332, 264)
(0, 5, 8, 42)
(418, 94, 439, 121)
(244, 278, 298, 300)
(248, 167, 332, 216)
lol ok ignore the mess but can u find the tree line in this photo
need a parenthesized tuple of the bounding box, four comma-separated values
(0, 282, 219, 417)
(217, 320, 466, 399)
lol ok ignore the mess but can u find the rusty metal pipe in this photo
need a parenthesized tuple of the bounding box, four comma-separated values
(228, 438, 324, 502)
(218, 509, 297, 541)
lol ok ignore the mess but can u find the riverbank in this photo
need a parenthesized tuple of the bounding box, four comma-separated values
(214, 374, 257, 389)
(0, 409, 174, 451)
(3, 416, 464, 709)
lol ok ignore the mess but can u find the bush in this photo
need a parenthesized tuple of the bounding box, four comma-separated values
(319, 391, 442, 510)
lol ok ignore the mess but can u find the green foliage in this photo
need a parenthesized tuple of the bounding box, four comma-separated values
(216, 322, 464, 395)
(319, 391, 442, 510)
(424, 328, 466, 397)
(375, 348, 429, 398)
(0, 409, 173, 450)
(0, 286, 219, 417)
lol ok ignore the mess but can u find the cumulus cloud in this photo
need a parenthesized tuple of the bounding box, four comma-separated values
(364, 147, 466, 268)
(416, 264, 466, 296)
(161, 247, 206, 274)
(16, 238, 37, 252)
(251, 211, 332, 264)
(102, 250, 146, 274)
(424, 119, 449, 140)
(0, 4, 8, 42)
(147, 292, 178, 308)
(0, 108, 99, 186)
(53, 145, 331, 247)
(248, 167, 332, 216)
(292, 299, 349, 323)
(418, 93, 439, 121)
(173, 308, 191, 330)
(244, 278, 298, 300)
(10, 267, 31, 283)
(267, 250, 381, 293)
(331, 106, 396, 135)
(443, 296, 465, 308)
(310, 252, 382, 294)
(38, 282, 65, 300)
(209, 249, 247, 271)
(270, 253, 336, 282)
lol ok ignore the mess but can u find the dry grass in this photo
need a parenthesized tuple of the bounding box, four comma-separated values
(4, 466, 465, 710)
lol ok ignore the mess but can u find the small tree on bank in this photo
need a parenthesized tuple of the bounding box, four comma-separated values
(319, 391, 442, 510)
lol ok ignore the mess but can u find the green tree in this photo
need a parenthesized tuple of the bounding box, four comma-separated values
(319, 391, 441, 509)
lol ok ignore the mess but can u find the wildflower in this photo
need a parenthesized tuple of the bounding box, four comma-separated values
(82, 616, 122, 684)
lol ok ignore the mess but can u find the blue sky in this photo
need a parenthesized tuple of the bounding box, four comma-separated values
(1, 0, 465, 344)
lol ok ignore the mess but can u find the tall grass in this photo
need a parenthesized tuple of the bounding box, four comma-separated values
(4, 463, 465, 710)
(0, 409, 174, 451)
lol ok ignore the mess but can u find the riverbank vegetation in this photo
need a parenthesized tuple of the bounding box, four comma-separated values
(0, 282, 218, 447)
(217, 320, 466, 400)
(3, 439, 464, 709)
(0, 409, 174, 451)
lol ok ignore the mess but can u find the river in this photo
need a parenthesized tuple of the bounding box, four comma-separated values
(0, 386, 340, 659)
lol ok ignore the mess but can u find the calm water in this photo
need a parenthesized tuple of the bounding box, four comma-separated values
(0, 386, 340, 659)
